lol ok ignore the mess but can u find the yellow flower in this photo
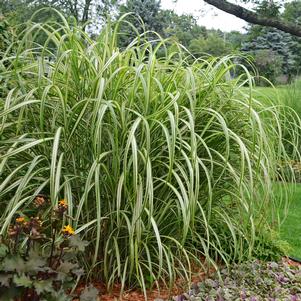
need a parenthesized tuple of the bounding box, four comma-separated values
(59, 199, 67, 207)
(16, 217, 25, 224)
(62, 225, 75, 235)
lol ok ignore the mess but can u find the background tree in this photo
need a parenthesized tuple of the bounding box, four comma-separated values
(117, 0, 163, 47)
(2, 0, 300, 85)
(159, 10, 207, 47)
(0, 0, 54, 24)
(203, 0, 301, 37)
(239, 1, 301, 84)
(242, 27, 299, 82)
(226, 30, 246, 50)
(189, 32, 232, 57)
(282, 1, 301, 73)
(0, 0, 120, 30)
(283, 1, 301, 25)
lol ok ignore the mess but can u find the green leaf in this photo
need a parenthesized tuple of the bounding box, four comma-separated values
(72, 268, 85, 278)
(56, 272, 72, 283)
(34, 279, 54, 295)
(0, 274, 12, 287)
(25, 251, 47, 272)
(57, 261, 78, 274)
(13, 274, 32, 288)
(0, 244, 9, 258)
(80, 285, 99, 301)
(69, 235, 89, 252)
(2, 256, 26, 273)
(0, 287, 19, 299)
(41, 289, 72, 301)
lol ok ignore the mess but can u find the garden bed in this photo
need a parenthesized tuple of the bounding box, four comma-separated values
(75, 258, 301, 300)
(76, 264, 214, 301)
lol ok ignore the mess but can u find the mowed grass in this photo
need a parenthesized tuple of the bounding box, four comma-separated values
(280, 184, 301, 259)
(253, 80, 301, 113)
(253, 81, 301, 259)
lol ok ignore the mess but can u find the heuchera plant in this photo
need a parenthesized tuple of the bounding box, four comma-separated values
(0, 195, 98, 301)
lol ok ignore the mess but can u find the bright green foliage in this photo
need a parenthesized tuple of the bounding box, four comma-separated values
(252, 229, 291, 261)
(0, 11, 299, 292)
(282, 80, 301, 123)
(252, 81, 301, 157)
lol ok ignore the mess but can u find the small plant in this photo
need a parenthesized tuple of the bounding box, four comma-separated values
(251, 229, 291, 262)
(0, 195, 98, 301)
(174, 260, 301, 301)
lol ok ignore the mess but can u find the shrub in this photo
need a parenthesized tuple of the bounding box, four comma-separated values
(0, 10, 299, 293)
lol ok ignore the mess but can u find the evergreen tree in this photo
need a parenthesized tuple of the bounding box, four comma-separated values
(242, 27, 300, 82)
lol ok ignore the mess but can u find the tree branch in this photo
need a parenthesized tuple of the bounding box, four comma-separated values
(203, 0, 301, 37)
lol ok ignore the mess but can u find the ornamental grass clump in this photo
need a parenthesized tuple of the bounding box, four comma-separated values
(0, 10, 299, 294)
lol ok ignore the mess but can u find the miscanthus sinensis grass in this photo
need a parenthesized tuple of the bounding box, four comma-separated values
(0, 10, 299, 293)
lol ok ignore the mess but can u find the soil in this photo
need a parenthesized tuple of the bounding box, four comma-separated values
(75, 265, 214, 301)
(283, 256, 301, 267)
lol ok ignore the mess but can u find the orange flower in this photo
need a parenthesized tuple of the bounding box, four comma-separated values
(59, 199, 67, 207)
(54, 199, 68, 217)
(16, 217, 25, 224)
(62, 225, 75, 236)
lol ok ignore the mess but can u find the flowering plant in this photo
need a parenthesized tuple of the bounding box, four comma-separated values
(0, 195, 98, 301)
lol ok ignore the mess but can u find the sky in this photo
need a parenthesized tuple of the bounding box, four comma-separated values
(160, 0, 249, 32)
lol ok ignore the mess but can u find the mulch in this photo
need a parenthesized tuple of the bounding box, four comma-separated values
(75, 264, 214, 301)
(75, 257, 301, 301)
(283, 256, 301, 267)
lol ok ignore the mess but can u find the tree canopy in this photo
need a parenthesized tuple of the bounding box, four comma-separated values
(0, 0, 120, 29)
(1, 0, 301, 85)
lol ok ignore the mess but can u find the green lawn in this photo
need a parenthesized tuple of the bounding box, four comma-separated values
(280, 184, 301, 259)
(252, 80, 301, 117)
(253, 82, 301, 259)
(252, 85, 290, 104)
